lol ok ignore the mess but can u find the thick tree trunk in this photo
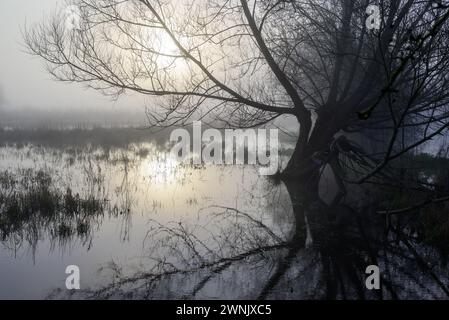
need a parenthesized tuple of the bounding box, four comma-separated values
(280, 109, 339, 187)
(282, 153, 319, 188)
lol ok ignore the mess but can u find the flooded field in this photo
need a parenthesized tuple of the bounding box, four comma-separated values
(4, 0, 449, 303)
(0, 134, 294, 299)
(1, 129, 449, 300)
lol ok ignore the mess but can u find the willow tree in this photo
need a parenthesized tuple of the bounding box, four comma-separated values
(25, 0, 449, 186)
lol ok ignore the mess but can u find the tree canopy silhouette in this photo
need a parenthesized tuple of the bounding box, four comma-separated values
(25, 0, 449, 183)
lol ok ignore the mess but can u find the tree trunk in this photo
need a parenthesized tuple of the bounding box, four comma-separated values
(280, 110, 338, 187)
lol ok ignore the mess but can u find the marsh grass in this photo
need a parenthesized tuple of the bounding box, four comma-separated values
(0, 169, 106, 244)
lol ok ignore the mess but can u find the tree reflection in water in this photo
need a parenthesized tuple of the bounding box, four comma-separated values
(2, 146, 449, 299)
(62, 178, 449, 300)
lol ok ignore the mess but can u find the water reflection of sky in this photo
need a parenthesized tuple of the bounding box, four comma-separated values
(2, 143, 449, 300)
(0, 143, 293, 299)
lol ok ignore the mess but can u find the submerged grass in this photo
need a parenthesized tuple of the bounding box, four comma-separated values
(0, 169, 106, 242)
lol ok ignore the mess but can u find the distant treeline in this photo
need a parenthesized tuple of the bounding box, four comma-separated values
(0, 126, 297, 150)
(0, 104, 146, 130)
(0, 127, 170, 149)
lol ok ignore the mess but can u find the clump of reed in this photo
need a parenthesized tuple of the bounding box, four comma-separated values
(0, 169, 106, 242)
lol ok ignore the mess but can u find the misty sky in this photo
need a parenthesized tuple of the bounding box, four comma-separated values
(0, 0, 143, 114)
(0, 0, 297, 129)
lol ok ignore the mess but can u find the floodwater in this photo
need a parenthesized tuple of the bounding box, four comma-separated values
(1, 133, 449, 300)
(0, 141, 293, 299)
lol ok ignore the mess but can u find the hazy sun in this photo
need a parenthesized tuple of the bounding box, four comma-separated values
(154, 30, 182, 69)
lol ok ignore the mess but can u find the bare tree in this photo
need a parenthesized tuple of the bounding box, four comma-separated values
(22, 1, 449, 300)
(24, 0, 449, 187)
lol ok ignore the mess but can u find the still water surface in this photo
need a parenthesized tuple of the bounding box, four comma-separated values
(0, 143, 292, 299)
(1, 140, 449, 299)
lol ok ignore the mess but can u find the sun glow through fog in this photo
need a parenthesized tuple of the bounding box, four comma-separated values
(154, 30, 183, 69)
